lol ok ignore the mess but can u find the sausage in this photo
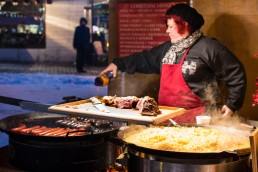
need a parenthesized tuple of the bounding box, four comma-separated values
(19, 125, 41, 134)
(30, 126, 48, 134)
(67, 128, 87, 136)
(10, 125, 87, 137)
(68, 132, 86, 136)
(36, 128, 59, 136)
(11, 124, 26, 132)
(64, 128, 80, 136)
(44, 128, 66, 136)
(52, 128, 71, 136)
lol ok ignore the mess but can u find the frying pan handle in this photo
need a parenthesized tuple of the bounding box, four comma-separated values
(0, 96, 52, 112)
(0, 96, 35, 106)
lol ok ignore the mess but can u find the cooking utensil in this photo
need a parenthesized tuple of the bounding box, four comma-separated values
(0, 112, 118, 141)
(115, 124, 251, 158)
(113, 125, 252, 172)
(127, 146, 250, 172)
(240, 123, 256, 130)
(0, 112, 120, 171)
(90, 97, 110, 113)
(168, 118, 181, 127)
(0, 95, 52, 112)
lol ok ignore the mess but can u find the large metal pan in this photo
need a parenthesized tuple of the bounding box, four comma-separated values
(111, 125, 252, 172)
(113, 124, 252, 163)
(0, 112, 118, 142)
(0, 112, 120, 171)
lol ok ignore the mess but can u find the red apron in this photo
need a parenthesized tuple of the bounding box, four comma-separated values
(158, 48, 205, 124)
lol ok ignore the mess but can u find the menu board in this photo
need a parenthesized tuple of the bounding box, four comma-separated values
(117, 2, 184, 57)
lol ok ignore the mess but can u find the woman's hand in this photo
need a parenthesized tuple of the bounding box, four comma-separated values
(220, 105, 233, 118)
(99, 63, 118, 78)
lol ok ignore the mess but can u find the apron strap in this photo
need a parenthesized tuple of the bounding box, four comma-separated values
(179, 48, 190, 65)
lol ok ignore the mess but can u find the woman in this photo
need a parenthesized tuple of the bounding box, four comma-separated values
(99, 4, 246, 123)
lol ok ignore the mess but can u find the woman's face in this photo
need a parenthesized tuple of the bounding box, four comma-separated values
(166, 18, 188, 43)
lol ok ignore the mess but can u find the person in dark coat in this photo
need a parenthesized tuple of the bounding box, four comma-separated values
(99, 4, 246, 123)
(73, 17, 91, 73)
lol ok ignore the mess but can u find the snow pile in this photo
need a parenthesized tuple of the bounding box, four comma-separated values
(0, 73, 108, 147)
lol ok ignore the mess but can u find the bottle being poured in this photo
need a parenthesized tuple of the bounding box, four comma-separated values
(94, 72, 113, 86)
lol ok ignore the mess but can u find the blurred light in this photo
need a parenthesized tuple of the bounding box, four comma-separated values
(45, 15, 77, 32)
(93, 0, 109, 6)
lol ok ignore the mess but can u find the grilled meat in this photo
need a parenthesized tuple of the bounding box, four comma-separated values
(136, 96, 161, 116)
(9, 116, 114, 137)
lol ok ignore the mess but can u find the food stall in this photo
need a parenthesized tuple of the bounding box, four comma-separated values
(0, 95, 257, 172)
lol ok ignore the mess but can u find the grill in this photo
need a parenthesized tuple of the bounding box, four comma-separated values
(0, 111, 120, 171)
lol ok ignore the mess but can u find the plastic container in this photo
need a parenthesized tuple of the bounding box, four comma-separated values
(196, 115, 211, 125)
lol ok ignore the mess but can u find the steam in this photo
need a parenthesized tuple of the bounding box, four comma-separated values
(202, 82, 246, 128)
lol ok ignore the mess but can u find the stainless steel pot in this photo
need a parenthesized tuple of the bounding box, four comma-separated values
(115, 125, 252, 172)
(127, 149, 250, 172)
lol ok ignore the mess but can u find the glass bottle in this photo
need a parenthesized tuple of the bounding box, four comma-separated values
(94, 72, 113, 86)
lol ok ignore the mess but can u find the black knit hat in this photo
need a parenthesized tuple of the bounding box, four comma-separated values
(166, 3, 204, 30)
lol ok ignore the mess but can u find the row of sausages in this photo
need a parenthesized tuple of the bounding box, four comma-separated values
(10, 124, 88, 136)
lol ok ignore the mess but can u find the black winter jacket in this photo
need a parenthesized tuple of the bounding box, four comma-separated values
(113, 36, 247, 111)
(73, 25, 90, 49)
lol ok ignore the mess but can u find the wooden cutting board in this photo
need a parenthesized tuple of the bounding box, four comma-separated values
(250, 128, 258, 172)
(48, 100, 186, 125)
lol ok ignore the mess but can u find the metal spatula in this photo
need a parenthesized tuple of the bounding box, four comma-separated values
(168, 119, 181, 127)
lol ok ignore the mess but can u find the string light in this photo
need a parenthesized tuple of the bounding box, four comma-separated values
(252, 77, 258, 106)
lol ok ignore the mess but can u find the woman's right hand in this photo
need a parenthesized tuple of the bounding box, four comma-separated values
(220, 105, 233, 118)
(99, 63, 118, 78)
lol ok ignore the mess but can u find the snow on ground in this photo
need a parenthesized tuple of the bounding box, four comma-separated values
(0, 72, 108, 147)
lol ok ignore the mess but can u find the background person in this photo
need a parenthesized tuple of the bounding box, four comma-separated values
(73, 17, 91, 73)
(99, 3, 247, 123)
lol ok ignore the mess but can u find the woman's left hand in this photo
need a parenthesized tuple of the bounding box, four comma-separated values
(220, 105, 233, 118)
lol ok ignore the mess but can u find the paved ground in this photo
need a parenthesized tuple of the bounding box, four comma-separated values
(0, 62, 105, 75)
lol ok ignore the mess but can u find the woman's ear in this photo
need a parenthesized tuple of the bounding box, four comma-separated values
(183, 21, 192, 35)
(183, 21, 189, 27)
